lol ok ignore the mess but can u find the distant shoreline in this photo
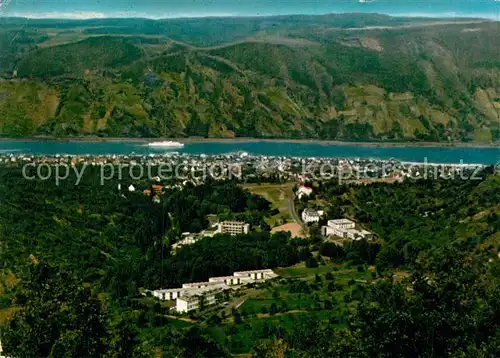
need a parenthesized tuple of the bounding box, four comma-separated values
(0, 136, 498, 148)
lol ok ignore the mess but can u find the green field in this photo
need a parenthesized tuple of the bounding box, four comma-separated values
(242, 184, 295, 227)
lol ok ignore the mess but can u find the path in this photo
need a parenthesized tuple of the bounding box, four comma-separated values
(164, 315, 196, 323)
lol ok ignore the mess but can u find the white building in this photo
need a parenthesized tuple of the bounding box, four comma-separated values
(302, 208, 321, 223)
(208, 276, 242, 286)
(149, 269, 278, 313)
(322, 218, 373, 241)
(172, 234, 199, 251)
(152, 287, 186, 301)
(296, 185, 313, 199)
(176, 285, 227, 313)
(182, 281, 222, 289)
(217, 221, 250, 236)
(233, 269, 278, 281)
(328, 219, 355, 229)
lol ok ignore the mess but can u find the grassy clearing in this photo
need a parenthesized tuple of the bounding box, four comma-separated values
(242, 183, 295, 227)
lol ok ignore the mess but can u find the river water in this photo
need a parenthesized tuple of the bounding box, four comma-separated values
(0, 140, 498, 165)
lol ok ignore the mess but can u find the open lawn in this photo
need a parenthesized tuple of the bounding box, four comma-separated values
(242, 183, 297, 227)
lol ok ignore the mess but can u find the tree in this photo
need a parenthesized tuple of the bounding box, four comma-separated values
(351, 243, 500, 357)
(305, 256, 318, 268)
(1, 263, 110, 358)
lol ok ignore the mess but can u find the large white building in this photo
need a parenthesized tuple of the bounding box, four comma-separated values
(322, 218, 373, 241)
(328, 219, 355, 229)
(233, 269, 277, 281)
(176, 285, 227, 313)
(148, 269, 278, 313)
(217, 221, 250, 236)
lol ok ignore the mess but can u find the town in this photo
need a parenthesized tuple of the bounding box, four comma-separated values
(1, 151, 486, 186)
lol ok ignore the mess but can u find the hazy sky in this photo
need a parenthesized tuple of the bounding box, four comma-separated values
(2, 0, 500, 19)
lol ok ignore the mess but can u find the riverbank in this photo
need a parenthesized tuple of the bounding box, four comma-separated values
(0, 136, 498, 148)
(0, 139, 497, 164)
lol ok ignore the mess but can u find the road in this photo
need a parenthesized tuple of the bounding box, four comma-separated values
(285, 189, 301, 225)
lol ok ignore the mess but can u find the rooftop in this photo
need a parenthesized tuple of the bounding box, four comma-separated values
(303, 208, 319, 215)
(329, 218, 355, 224)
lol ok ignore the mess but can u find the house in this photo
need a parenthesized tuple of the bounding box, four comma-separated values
(296, 185, 313, 199)
(301, 208, 321, 223)
(217, 221, 249, 236)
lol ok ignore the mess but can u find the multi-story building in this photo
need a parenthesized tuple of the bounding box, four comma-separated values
(233, 269, 278, 281)
(218, 221, 250, 236)
(208, 276, 242, 286)
(301, 208, 318, 223)
(148, 269, 279, 312)
(327, 219, 355, 229)
(176, 286, 225, 313)
(322, 218, 373, 241)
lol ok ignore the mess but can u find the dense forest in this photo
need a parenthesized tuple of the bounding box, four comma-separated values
(0, 162, 498, 356)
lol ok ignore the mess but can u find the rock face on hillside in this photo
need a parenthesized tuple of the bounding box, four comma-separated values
(0, 15, 499, 142)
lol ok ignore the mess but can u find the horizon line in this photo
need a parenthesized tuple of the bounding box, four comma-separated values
(0, 11, 498, 21)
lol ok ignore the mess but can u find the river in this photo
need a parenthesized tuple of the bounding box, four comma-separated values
(0, 140, 498, 165)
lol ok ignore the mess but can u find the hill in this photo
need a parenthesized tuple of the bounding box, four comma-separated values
(0, 14, 499, 142)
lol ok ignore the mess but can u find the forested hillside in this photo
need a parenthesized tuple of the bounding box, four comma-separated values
(0, 14, 499, 142)
(0, 164, 498, 356)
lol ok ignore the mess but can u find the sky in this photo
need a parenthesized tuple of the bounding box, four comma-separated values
(1, 0, 500, 20)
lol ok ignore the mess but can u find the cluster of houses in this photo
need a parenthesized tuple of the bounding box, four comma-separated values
(322, 218, 373, 241)
(172, 220, 250, 251)
(148, 269, 278, 313)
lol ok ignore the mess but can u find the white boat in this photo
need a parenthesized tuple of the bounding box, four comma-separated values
(147, 141, 184, 149)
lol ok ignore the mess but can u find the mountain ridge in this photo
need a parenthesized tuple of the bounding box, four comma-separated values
(0, 14, 498, 142)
